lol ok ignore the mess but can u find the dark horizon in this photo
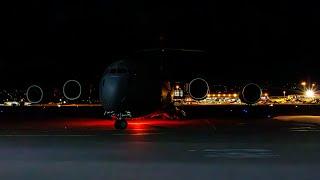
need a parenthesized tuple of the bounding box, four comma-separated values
(1, 0, 320, 86)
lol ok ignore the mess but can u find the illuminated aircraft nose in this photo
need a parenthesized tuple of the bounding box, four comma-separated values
(100, 60, 132, 112)
(100, 74, 129, 112)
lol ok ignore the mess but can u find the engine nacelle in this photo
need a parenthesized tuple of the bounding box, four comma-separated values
(26, 85, 43, 104)
(188, 78, 210, 100)
(240, 83, 262, 104)
(63, 80, 82, 101)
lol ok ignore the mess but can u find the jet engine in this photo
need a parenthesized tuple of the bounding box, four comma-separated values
(188, 78, 210, 100)
(26, 85, 43, 104)
(63, 80, 82, 101)
(240, 83, 262, 104)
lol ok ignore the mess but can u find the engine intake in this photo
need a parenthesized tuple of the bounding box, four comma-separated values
(26, 85, 43, 103)
(188, 78, 209, 100)
(63, 80, 82, 100)
(240, 83, 262, 104)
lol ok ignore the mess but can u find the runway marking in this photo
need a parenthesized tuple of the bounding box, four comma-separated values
(203, 149, 272, 152)
(204, 153, 279, 159)
(195, 149, 279, 159)
(187, 149, 197, 152)
(289, 127, 320, 132)
(290, 129, 320, 132)
(290, 127, 314, 129)
(0, 135, 95, 137)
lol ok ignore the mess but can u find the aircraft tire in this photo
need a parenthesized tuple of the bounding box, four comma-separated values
(114, 120, 127, 130)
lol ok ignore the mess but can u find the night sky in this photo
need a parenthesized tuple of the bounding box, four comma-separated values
(1, 0, 320, 87)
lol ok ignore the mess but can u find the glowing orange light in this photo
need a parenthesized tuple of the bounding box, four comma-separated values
(305, 89, 315, 98)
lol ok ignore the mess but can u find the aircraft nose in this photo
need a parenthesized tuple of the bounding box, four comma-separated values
(100, 75, 129, 111)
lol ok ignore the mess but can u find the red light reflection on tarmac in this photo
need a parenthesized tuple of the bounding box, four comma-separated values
(0, 115, 239, 132)
(65, 118, 212, 131)
(65, 117, 239, 131)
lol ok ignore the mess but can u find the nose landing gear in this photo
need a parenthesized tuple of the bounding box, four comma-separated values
(114, 119, 128, 130)
(113, 112, 131, 130)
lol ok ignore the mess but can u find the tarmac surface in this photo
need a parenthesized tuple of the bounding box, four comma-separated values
(1, 108, 320, 179)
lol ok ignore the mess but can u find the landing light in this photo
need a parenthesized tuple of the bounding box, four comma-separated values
(305, 89, 315, 98)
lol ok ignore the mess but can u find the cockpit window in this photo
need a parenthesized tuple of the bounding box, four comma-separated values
(109, 69, 117, 74)
(105, 60, 131, 75)
(107, 68, 129, 74)
(118, 68, 128, 74)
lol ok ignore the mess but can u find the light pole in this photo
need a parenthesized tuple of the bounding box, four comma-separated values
(301, 82, 307, 91)
(283, 91, 286, 98)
